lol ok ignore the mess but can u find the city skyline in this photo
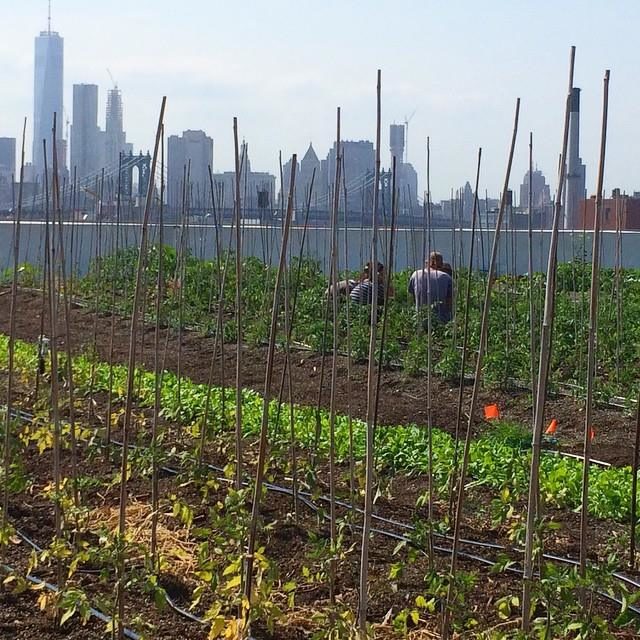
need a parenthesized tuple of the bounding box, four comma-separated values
(2, 1, 640, 202)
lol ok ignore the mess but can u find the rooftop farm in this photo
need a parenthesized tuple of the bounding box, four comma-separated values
(2, 69, 640, 640)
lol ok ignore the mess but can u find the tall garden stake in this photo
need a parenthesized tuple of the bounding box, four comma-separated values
(358, 68, 382, 637)
(243, 156, 297, 621)
(579, 69, 610, 589)
(522, 46, 576, 632)
(233, 118, 244, 490)
(442, 98, 520, 640)
(1, 118, 26, 560)
(328, 107, 341, 603)
(151, 127, 165, 570)
(447, 147, 482, 521)
(115, 97, 165, 640)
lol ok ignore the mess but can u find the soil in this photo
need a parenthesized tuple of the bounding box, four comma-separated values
(1, 286, 640, 639)
(0, 287, 635, 467)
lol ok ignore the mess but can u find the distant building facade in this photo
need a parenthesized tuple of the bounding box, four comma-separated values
(33, 27, 65, 176)
(564, 88, 586, 229)
(167, 129, 214, 210)
(104, 88, 130, 170)
(281, 143, 321, 210)
(519, 168, 551, 208)
(579, 192, 640, 231)
(211, 142, 275, 216)
(0, 138, 16, 185)
(325, 140, 375, 213)
(70, 84, 103, 180)
(388, 124, 418, 214)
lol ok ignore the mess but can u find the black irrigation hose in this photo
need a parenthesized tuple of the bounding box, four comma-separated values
(0, 563, 141, 640)
(5, 407, 640, 627)
(113, 440, 640, 618)
(4, 408, 629, 572)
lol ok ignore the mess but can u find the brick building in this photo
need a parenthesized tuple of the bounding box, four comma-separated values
(579, 192, 640, 231)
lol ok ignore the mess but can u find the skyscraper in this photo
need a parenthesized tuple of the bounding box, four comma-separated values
(105, 88, 128, 169)
(70, 84, 102, 180)
(388, 124, 418, 214)
(0, 138, 16, 185)
(564, 87, 586, 229)
(33, 18, 64, 176)
(167, 130, 214, 209)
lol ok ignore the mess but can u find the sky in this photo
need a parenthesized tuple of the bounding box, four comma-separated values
(2, 0, 639, 202)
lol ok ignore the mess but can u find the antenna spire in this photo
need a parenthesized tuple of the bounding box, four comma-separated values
(48, 0, 51, 33)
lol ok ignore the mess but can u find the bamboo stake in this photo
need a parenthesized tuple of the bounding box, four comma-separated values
(88, 170, 105, 418)
(55, 157, 81, 526)
(424, 139, 435, 567)
(343, 176, 355, 504)
(151, 128, 165, 570)
(374, 157, 398, 424)
(243, 156, 297, 615)
(521, 47, 576, 632)
(106, 153, 123, 446)
(579, 69, 610, 587)
(527, 132, 537, 414)
(233, 118, 243, 491)
(447, 148, 482, 521)
(328, 108, 342, 604)
(176, 162, 190, 427)
(50, 119, 65, 596)
(442, 98, 520, 639)
(614, 194, 622, 387)
(632, 388, 640, 568)
(116, 97, 165, 640)
(198, 219, 235, 464)
(358, 68, 382, 637)
(1, 118, 26, 555)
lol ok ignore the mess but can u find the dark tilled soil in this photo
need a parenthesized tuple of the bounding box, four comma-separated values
(2, 286, 640, 638)
(0, 287, 635, 466)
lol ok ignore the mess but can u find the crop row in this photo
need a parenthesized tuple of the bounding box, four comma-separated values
(63, 246, 640, 403)
(0, 333, 636, 524)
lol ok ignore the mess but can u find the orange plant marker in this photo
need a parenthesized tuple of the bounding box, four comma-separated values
(545, 419, 558, 435)
(484, 404, 500, 420)
(590, 427, 596, 441)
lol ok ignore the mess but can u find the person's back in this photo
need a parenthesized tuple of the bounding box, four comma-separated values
(408, 267, 452, 322)
(349, 261, 387, 307)
(349, 278, 385, 306)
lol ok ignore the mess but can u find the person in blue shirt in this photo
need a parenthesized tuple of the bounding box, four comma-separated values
(408, 251, 453, 325)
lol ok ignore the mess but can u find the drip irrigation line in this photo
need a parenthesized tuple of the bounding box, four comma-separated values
(0, 563, 141, 640)
(5, 408, 640, 628)
(111, 437, 640, 600)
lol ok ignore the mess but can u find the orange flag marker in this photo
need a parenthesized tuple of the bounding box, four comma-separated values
(545, 419, 558, 435)
(590, 426, 596, 442)
(484, 404, 500, 420)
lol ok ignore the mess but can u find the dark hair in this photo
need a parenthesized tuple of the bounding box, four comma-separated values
(362, 261, 384, 280)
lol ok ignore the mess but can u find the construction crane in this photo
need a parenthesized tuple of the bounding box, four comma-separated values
(404, 109, 416, 165)
(106, 68, 118, 89)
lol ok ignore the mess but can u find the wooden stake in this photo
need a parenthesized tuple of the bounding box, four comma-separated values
(527, 132, 537, 414)
(522, 46, 576, 631)
(442, 98, 520, 639)
(233, 118, 244, 491)
(358, 68, 382, 637)
(116, 97, 166, 640)
(448, 147, 482, 521)
(1, 118, 26, 555)
(328, 108, 341, 603)
(579, 69, 610, 587)
(151, 127, 165, 569)
(243, 155, 297, 617)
